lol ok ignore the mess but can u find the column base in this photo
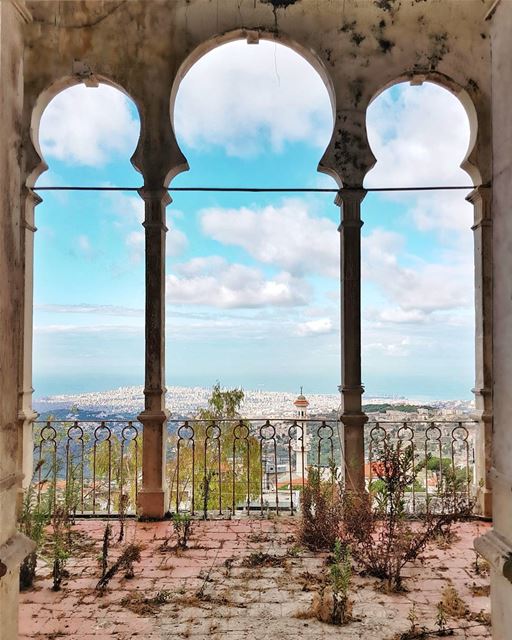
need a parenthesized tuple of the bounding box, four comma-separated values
(474, 528, 512, 636)
(137, 488, 168, 520)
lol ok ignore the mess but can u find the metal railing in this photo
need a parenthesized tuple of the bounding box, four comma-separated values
(365, 420, 477, 514)
(31, 417, 478, 518)
(33, 420, 140, 516)
(167, 418, 341, 517)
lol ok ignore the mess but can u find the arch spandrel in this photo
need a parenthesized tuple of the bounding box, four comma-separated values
(23, 0, 492, 188)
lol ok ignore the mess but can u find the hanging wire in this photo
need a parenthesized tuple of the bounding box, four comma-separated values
(33, 184, 480, 193)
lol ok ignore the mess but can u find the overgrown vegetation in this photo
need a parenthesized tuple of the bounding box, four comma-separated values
(342, 443, 472, 591)
(96, 543, 142, 591)
(18, 462, 51, 589)
(50, 504, 72, 591)
(167, 384, 260, 515)
(298, 465, 342, 551)
(328, 541, 352, 625)
(172, 513, 193, 549)
(299, 442, 472, 593)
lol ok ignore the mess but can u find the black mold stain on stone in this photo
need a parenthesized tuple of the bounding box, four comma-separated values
(350, 80, 364, 107)
(351, 31, 366, 46)
(263, 0, 299, 7)
(427, 31, 449, 68)
(374, 0, 394, 11)
(467, 78, 479, 93)
(339, 19, 366, 46)
(378, 38, 395, 53)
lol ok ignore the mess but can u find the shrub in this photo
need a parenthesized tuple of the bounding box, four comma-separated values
(298, 466, 342, 551)
(342, 442, 473, 591)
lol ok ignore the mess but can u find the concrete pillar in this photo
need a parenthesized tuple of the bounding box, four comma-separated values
(137, 187, 170, 519)
(336, 188, 368, 493)
(17, 189, 41, 503)
(468, 186, 493, 518)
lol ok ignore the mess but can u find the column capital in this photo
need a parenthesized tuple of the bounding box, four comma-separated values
(137, 187, 172, 206)
(468, 185, 492, 230)
(466, 184, 491, 206)
(335, 187, 367, 208)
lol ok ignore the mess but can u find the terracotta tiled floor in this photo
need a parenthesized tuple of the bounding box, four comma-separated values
(19, 518, 492, 639)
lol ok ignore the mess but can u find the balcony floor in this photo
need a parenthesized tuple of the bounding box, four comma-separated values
(19, 518, 491, 639)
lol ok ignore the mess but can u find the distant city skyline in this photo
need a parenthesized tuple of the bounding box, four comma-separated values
(33, 41, 475, 401)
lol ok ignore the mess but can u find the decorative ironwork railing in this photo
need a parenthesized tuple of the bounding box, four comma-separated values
(365, 420, 477, 513)
(166, 418, 341, 517)
(31, 417, 478, 518)
(32, 420, 140, 516)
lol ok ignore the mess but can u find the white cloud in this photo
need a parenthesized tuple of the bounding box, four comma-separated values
(76, 234, 93, 257)
(362, 228, 473, 316)
(39, 84, 139, 166)
(35, 304, 143, 317)
(364, 337, 411, 357)
(295, 317, 334, 337)
(200, 200, 338, 277)
(34, 324, 142, 335)
(167, 256, 308, 309)
(106, 192, 188, 263)
(174, 40, 332, 157)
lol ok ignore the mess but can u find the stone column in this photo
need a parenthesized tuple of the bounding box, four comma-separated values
(468, 186, 493, 518)
(336, 188, 368, 493)
(137, 187, 170, 519)
(17, 188, 40, 502)
(0, 3, 36, 639)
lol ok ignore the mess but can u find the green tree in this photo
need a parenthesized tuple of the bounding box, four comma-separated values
(168, 383, 261, 516)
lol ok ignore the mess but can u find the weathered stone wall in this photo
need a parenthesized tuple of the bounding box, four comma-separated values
(0, 3, 35, 639)
(24, 0, 492, 186)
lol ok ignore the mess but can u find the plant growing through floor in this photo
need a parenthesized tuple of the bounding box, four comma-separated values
(96, 543, 142, 592)
(118, 493, 129, 542)
(440, 584, 467, 619)
(435, 602, 450, 636)
(328, 540, 352, 625)
(18, 460, 53, 589)
(298, 465, 343, 551)
(200, 470, 216, 520)
(172, 512, 193, 549)
(342, 441, 473, 592)
(46, 460, 82, 591)
(100, 522, 112, 578)
(50, 504, 72, 591)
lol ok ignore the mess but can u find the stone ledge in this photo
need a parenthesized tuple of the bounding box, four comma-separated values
(0, 532, 35, 578)
(474, 528, 512, 583)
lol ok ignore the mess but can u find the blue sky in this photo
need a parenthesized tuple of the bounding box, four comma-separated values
(33, 41, 475, 400)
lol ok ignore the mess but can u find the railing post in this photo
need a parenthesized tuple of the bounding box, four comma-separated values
(468, 186, 493, 517)
(336, 188, 368, 493)
(137, 187, 170, 519)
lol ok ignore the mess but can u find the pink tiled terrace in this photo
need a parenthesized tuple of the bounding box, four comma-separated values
(19, 519, 491, 640)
